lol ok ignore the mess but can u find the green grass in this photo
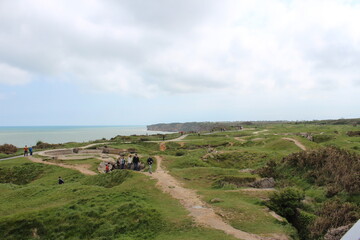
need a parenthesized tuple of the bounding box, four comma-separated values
(1, 122, 358, 239)
(0, 158, 239, 240)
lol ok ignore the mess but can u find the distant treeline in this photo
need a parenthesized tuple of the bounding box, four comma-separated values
(147, 118, 359, 132)
(147, 121, 284, 132)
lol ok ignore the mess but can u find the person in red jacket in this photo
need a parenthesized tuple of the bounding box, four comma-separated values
(24, 145, 28, 156)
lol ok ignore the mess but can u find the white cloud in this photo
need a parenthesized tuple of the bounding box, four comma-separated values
(0, 0, 359, 97)
(0, 63, 31, 85)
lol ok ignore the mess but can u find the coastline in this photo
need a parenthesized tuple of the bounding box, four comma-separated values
(0, 125, 172, 147)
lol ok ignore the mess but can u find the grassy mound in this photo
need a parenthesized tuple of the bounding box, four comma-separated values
(0, 163, 45, 185)
(82, 170, 132, 188)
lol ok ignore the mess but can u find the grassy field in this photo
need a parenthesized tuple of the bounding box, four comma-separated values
(0, 122, 359, 239)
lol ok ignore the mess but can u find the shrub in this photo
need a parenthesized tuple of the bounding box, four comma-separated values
(256, 160, 280, 178)
(309, 199, 360, 239)
(282, 147, 360, 194)
(175, 151, 185, 156)
(294, 210, 316, 240)
(347, 131, 360, 137)
(312, 134, 334, 143)
(0, 163, 45, 185)
(267, 187, 305, 221)
(36, 141, 62, 149)
(0, 144, 18, 154)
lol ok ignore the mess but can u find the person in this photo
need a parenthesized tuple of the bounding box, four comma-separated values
(105, 163, 110, 173)
(132, 154, 140, 171)
(29, 146, 33, 156)
(162, 135, 165, 141)
(24, 145, 28, 156)
(120, 156, 126, 169)
(127, 154, 133, 169)
(147, 156, 154, 174)
(116, 158, 121, 169)
(58, 177, 64, 184)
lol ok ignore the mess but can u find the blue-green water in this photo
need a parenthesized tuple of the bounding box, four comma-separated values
(0, 126, 170, 147)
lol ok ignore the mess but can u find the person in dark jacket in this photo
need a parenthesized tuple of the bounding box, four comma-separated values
(147, 157, 154, 174)
(58, 177, 64, 184)
(132, 154, 140, 171)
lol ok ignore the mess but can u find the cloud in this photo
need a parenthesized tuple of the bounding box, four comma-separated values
(0, 63, 31, 85)
(0, 0, 359, 96)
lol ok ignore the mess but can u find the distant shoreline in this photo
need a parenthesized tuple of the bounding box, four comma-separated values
(0, 125, 172, 147)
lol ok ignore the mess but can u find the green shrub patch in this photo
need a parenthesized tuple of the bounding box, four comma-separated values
(0, 163, 45, 185)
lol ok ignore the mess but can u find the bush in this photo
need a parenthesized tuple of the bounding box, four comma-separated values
(347, 131, 360, 137)
(267, 187, 305, 221)
(36, 141, 62, 149)
(0, 144, 18, 154)
(256, 160, 280, 178)
(312, 134, 334, 143)
(309, 199, 360, 239)
(0, 163, 45, 185)
(295, 210, 316, 240)
(175, 151, 185, 156)
(282, 147, 360, 194)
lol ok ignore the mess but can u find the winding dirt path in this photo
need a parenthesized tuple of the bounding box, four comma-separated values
(27, 156, 97, 175)
(144, 156, 265, 240)
(282, 138, 307, 151)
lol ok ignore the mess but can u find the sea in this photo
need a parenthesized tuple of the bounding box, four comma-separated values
(0, 126, 172, 147)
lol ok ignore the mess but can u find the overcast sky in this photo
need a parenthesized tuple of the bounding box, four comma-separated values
(0, 0, 359, 126)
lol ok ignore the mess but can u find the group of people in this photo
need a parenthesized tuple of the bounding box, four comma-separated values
(23, 145, 33, 156)
(105, 153, 154, 174)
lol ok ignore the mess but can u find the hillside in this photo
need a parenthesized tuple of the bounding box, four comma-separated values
(147, 118, 360, 132)
(1, 122, 359, 240)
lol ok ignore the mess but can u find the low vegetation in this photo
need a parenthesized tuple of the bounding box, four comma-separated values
(1, 120, 359, 240)
(0, 144, 18, 154)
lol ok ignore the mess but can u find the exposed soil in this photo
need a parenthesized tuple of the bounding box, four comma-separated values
(234, 137, 246, 142)
(159, 142, 167, 151)
(282, 138, 307, 151)
(143, 156, 268, 240)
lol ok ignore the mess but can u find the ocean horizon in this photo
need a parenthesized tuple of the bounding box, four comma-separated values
(0, 125, 172, 147)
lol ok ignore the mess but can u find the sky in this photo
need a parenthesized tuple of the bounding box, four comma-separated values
(0, 0, 359, 126)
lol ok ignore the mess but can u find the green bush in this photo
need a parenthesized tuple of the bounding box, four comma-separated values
(294, 210, 316, 240)
(175, 151, 185, 156)
(0, 163, 45, 185)
(267, 187, 305, 220)
(312, 135, 334, 143)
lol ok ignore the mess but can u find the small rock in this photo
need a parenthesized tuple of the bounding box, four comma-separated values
(324, 224, 353, 240)
(249, 178, 275, 188)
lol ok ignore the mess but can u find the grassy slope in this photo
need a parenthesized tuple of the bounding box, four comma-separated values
(0, 158, 238, 240)
(1, 123, 359, 239)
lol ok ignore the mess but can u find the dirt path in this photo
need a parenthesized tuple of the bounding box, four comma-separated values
(144, 156, 265, 240)
(234, 137, 246, 142)
(282, 138, 306, 151)
(27, 156, 97, 175)
(253, 130, 269, 135)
